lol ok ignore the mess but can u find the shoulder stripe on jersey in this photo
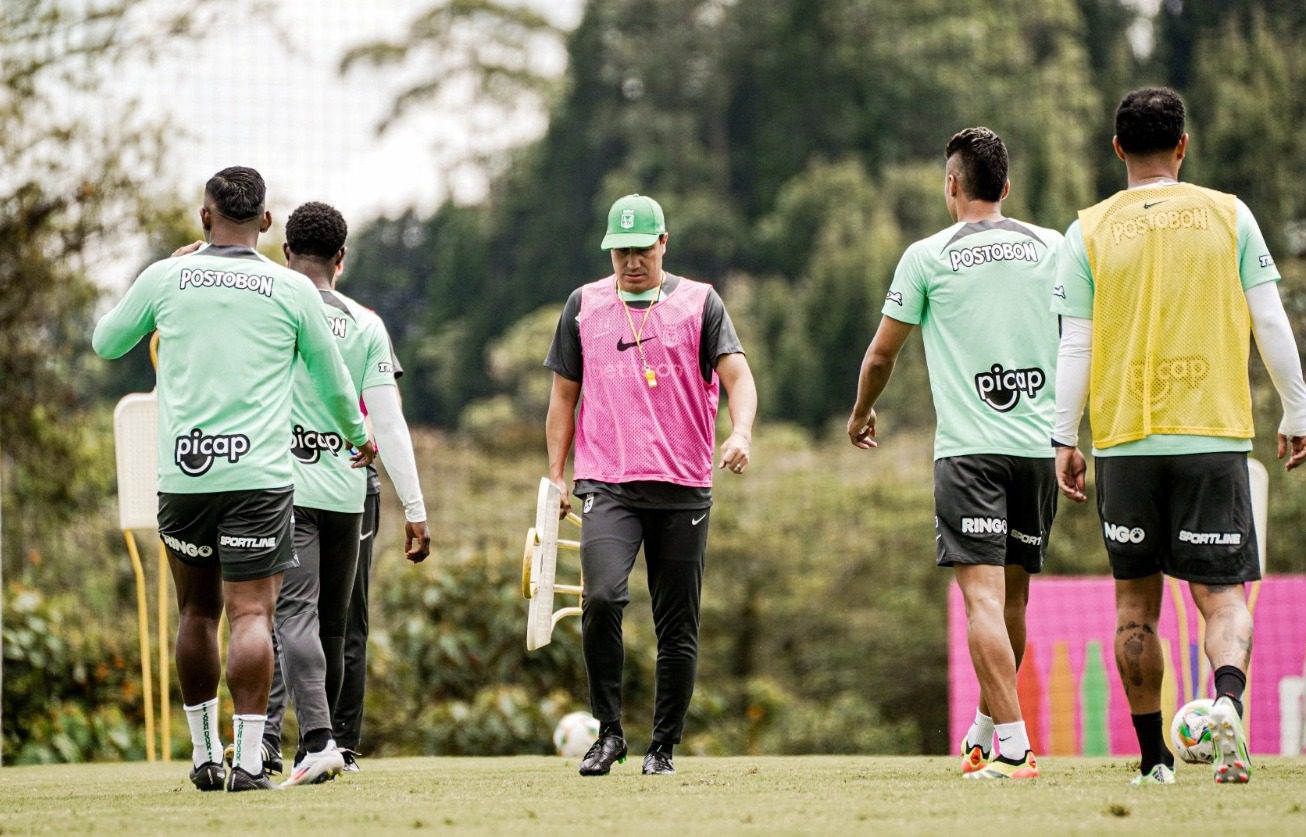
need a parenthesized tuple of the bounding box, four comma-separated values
(319, 289, 356, 321)
(201, 244, 264, 262)
(940, 218, 1046, 254)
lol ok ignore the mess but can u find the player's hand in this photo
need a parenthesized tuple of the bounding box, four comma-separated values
(719, 431, 750, 474)
(350, 439, 378, 468)
(171, 239, 204, 258)
(403, 520, 431, 563)
(848, 408, 878, 449)
(1277, 433, 1306, 471)
(552, 478, 572, 520)
(1055, 446, 1087, 502)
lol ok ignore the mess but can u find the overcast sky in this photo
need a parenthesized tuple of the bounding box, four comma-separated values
(117, 0, 578, 236)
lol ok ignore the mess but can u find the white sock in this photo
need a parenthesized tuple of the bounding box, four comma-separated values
(966, 709, 995, 754)
(183, 698, 222, 768)
(994, 720, 1030, 760)
(232, 714, 267, 775)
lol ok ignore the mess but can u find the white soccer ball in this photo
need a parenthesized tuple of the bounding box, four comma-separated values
(1170, 698, 1216, 764)
(553, 711, 600, 758)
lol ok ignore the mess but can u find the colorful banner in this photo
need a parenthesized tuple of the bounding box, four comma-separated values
(948, 576, 1306, 755)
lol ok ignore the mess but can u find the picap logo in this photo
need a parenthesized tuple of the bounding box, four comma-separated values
(974, 364, 1046, 412)
(175, 429, 251, 476)
(1104, 522, 1146, 544)
(1128, 354, 1208, 404)
(291, 425, 345, 464)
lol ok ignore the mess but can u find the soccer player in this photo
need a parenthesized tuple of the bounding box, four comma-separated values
(545, 193, 757, 776)
(847, 128, 1061, 781)
(264, 202, 431, 786)
(92, 167, 375, 792)
(1052, 87, 1306, 785)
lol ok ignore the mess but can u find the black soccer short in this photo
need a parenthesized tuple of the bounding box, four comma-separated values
(1095, 452, 1259, 584)
(157, 486, 297, 581)
(933, 455, 1057, 572)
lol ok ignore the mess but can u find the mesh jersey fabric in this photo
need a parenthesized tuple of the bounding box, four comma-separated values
(91, 244, 366, 493)
(290, 289, 396, 513)
(573, 275, 720, 487)
(884, 218, 1062, 460)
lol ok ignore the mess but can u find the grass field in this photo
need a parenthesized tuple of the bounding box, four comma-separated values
(4, 756, 1306, 835)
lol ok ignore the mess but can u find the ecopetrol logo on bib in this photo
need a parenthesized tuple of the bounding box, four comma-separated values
(175, 429, 251, 476)
(1104, 522, 1146, 544)
(974, 364, 1046, 413)
(291, 425, 345, 464)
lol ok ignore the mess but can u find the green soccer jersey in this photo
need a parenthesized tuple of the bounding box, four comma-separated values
(885, 218, 1063, 460)
(290, 290, 396, 513)
(1051, 191, 1280, 457)
(93, 244, 368, 494)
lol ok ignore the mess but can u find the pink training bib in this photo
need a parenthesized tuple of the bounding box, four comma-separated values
(573, 275, 720, 487)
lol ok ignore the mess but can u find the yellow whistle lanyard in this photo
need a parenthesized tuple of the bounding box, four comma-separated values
(617, 271, 665, 385)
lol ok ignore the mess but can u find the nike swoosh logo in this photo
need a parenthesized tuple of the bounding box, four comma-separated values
(617, 335, 657, 352)
(998, 736, 1011, 742)
(691, 513, 707, 525)
(1142, 200, 1167, 210)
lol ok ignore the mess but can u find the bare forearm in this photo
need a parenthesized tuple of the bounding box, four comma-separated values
(723, 365, 757, 440)
(853, 346, 895, 416)
(545, 401, 575, 485)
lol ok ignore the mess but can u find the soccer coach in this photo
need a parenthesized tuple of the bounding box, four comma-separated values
(544, 194, 757, 777)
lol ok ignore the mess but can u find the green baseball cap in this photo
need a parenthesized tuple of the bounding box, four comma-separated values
(600, 194, 666, 250)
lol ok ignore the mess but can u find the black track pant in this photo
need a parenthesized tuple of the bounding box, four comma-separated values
(333, 490, 380, 750)
(580, 491, 709, 745)
(265, 507, 362, 747)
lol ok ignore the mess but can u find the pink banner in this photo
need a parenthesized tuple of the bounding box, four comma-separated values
(948, 576, 1306, 755)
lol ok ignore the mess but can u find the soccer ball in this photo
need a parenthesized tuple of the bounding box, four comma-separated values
(1170, 698, 1216, 764)
(553, 711, 600, 758)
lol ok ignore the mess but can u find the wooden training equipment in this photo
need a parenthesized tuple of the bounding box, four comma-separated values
(522, 478, 583, 650)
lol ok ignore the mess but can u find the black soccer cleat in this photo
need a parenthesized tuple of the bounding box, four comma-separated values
(224, 740, 283, 776)
(225, 766, 279, 792)
(578, 734, 627, 776)
(189, 761, 226, 791)
(641, 750, 675, 775)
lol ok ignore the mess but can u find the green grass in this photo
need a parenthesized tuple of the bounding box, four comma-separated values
(4, 756, 1306, 834)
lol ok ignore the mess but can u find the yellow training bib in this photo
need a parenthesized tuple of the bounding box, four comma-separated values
(1080, 183, 1252, 448)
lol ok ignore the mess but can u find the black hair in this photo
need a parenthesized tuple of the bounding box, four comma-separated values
(945, 127, 1008, 203)
(285, 201, 348, 259)
(204, 166, 265, 221)
(1115, 87, 1185, 155)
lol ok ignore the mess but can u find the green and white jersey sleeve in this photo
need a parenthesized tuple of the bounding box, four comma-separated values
(290, 290, 396, 513)
(1052, 198, 1279, 457)
(883, 218, 1063, 460)
(92, 245, 367, 494)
